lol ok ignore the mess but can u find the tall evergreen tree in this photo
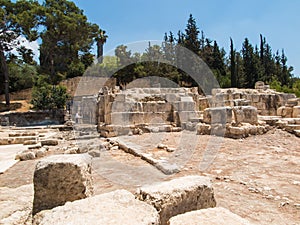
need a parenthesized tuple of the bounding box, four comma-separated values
(242, 38, 255, 88)
(183, 14, 200, 55)
(230, 38, 237, 87)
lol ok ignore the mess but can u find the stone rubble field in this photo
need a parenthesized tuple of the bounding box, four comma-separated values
(0, 126, 299, 225)
(0, 84, 300, 225)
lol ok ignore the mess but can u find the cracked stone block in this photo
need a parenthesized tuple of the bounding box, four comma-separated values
(33, 190, 159, 225)
(33, 154, 93, 215)
(203, 107, 232, 124)
(135, 175, 216, 225)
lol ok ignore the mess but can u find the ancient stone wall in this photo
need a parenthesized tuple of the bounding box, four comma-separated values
(208, 88, 296, 116)
(0, 110, 65, 126)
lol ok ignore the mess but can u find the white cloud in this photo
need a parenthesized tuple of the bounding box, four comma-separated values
(10, 36, 40, 62)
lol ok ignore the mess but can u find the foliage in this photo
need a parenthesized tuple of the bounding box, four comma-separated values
(0, 0, 39, 105)
(31, 77, 69, 110)
(38, 0, 105, 83)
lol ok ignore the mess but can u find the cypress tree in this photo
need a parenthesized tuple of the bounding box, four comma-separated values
(230, 38, 237, 87)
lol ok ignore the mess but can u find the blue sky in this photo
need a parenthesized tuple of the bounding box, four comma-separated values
(71, 0, 300, 77)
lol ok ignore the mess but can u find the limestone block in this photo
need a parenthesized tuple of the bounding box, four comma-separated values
(111, 112, 131, 125)
(282, 107, 293, 118)
(114, 94, 126, 102)
(33, 190, 159, 225)
(143, 102, 172, 113)
(277, 106, 285, 117)
(203, 107, 232, 124)
(233, 106, 258, 125)
(178, 101, 195, 111)
(168, 207, 253, 225)
(166, 94, 178, 102)
(33, 154, 93, 215)
(111, 102, 131, 112)
(232, 92, 242, 99)
(286, 98, 299, 107)
(16, 150, 36, 161)
(255, 81, 265, 89)
(41, 139, 58, 146)
(251, 94, 260, 103)
(215, 93, 225, 102)
(292, 106, 300, 118)
(211, 123, 226, 136)
(196, 123, 211, 135)
(178, 111, 198, 123)
(135, 175, 216, 225)
(211, 88, 221, 96)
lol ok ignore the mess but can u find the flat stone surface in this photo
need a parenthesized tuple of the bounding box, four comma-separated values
(169, 207, 254, 225)
(0, 184, 33, 225)
(33, 154, 93, 215)
(136, 175, 216, 225)
(33, 190, 160, 225)
(0, 144, 26, 174)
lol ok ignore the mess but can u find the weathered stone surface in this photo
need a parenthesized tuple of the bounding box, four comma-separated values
(277, 106, 285, 117)
(168, 207, 253, 225)
(203, 107, 232, 124)
(87, 149, 100, 157)
(292, 106, 300, 118)
(41, 139, 58, 146)
(196, 123, 211, 135)
(16, 150, 36, 161)
(0, 185, 33, 225)
(33, 154, 93, 215)
(136, 175, 216, 225)
(33, 190, 160, 225)
(23, 140, 38, 145)
(36, 148, 47, 158)
(155, 161, 180, 175)
(282, 107, 293, 118)
(233, 106, 258, 125)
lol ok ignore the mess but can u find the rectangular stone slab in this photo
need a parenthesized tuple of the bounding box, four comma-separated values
(135, 175, 216, 225)
(168, 207, 253, 225)
(33, 190, 160, 225)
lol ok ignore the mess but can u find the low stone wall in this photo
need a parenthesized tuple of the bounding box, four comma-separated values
(0, 110, 65, 126)
(209, 88, 296, 116)
(0, 88, 32, 102)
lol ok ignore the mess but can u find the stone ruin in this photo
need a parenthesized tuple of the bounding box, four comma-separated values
(31, 153, 254, 225)
(71, 80, 299, 139)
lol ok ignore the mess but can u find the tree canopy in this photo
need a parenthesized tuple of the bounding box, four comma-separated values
(0, 0, 107, 108)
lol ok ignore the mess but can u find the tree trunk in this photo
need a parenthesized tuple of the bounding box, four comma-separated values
(97, 40, 104, 63)
(0, 45, 10, 106)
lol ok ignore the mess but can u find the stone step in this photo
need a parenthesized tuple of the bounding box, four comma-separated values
(0, 136, 38, 145)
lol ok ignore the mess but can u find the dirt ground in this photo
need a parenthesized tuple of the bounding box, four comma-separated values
(0, 128, 299, 224)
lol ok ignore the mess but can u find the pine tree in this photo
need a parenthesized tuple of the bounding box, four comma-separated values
(184, 14, 200, 55)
